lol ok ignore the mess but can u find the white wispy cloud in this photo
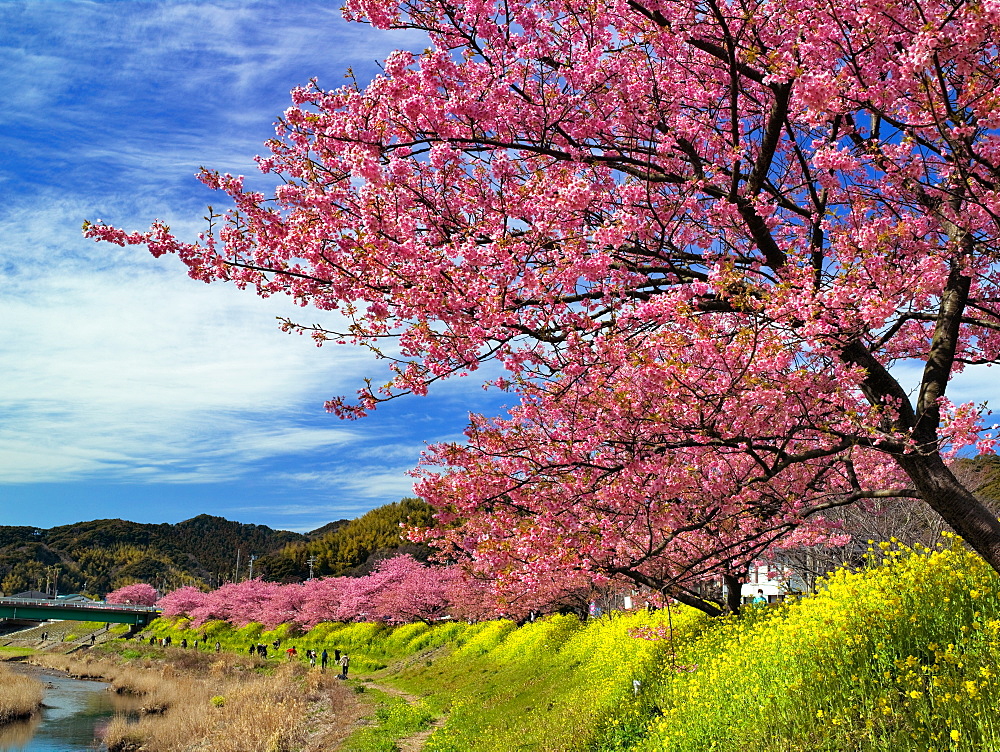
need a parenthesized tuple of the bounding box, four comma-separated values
(0, 230, 372, 484)
(0, 0, 452, 502)
(0, 183, 491, 493)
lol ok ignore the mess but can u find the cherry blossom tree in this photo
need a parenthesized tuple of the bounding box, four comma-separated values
(416, 323, 867, 614)
(364, 554, 457, 623)
(106, 582, 158, 606)
(88, 0, 1000, 606)
(209, 579, 291, 627)
(296, 576, 350, 627)
(156, 585, 207, 618)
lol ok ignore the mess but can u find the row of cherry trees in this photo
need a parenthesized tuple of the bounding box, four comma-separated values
(123, 555, 589, 628)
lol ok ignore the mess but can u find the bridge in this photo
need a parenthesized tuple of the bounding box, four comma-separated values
(0, 598, 161, 626)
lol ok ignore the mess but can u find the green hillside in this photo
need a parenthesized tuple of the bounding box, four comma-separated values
(257, 497, 435, 581)
(952, 454, 1000, 503)
(0, 515, 307, 596)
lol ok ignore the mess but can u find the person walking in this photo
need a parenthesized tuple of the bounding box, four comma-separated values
(321, 649, 329, 670)
(339, 653, 350, 679)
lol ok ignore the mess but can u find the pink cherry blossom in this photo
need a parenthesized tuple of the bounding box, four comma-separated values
(106, 582, 158, 607)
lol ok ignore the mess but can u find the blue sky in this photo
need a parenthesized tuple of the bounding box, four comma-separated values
(0, 0, 505, 532)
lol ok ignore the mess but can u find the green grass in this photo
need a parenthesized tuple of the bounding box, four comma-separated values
(0, 646, 35, 660)
(379, 611, 703, 752)
(340, 687, 435, 752)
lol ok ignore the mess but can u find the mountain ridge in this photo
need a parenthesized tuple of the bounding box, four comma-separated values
(0, 498, 433, 596)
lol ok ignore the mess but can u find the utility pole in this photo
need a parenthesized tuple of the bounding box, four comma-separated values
(307, 555, 316, 581)
(248, 555, 257, 581)
(235, 549, 241, 582)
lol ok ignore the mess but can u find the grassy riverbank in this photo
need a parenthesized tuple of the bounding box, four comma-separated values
(31, 645, 365, 751)
(0, 664, 43, 725)
(142, 537, 1000, 751)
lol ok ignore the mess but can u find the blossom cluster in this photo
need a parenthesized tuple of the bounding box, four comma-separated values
(105, 582, 158, 606)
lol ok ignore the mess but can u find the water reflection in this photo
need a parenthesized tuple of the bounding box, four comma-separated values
(0, 667, 142, 751)
(0, 716, 41, 750)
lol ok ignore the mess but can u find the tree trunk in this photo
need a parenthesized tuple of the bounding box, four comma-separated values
(671, 588, 723, 618)
(896, 452, 1000, 571)
(723, 572, 743, 616)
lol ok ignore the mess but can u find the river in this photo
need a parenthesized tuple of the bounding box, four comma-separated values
(0, 665, 142, 751)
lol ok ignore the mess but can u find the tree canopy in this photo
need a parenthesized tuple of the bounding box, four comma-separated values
(88, 0, 1000, 614)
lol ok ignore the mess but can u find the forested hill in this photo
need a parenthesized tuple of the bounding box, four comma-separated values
(0, 499, 435, 597)
(953, 455, 1000, 504)
(257, 498, 435, 581)
(0, 515, 304, 596)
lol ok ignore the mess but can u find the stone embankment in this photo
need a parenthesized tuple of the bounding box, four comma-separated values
(0, 622, 117, 653)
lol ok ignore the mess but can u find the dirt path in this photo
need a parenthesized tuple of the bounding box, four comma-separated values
(362, 680, 447, 752)
(301, 688, 370, 752)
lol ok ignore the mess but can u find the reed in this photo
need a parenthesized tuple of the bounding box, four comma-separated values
(41, 645, 363, 751)
(0, 666, 43, 725)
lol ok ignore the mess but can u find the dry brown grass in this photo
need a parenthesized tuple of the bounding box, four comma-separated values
(37, 646, 365, 752)
(0, 665, 43, 724)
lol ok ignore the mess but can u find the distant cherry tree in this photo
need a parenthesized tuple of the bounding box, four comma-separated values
(365, 555, 456, 624)
(154, 557, 506, 626)
(156, 585, 205, 617)
(105, 582, 157, 606)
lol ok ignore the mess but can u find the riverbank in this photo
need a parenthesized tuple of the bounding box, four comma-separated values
(144, 538, 1000, 751)
(5, 536, 996, 751)
(26, 644, 367, 752)
(1, 660, 145, 751)
(0, 663, 43, 725)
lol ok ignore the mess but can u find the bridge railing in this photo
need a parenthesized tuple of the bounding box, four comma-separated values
(0, 598, 160, 613)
